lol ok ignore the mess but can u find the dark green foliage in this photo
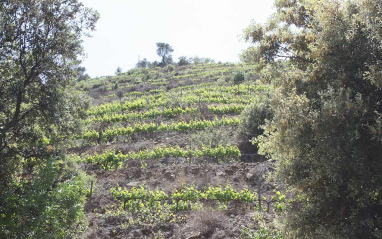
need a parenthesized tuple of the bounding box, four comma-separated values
(0, 0, 98, 184)
(156, 42, 174, 65)
(243, 0, 382, 238)
(77, 67, 91, 82)
(136, 58, 150, 68)
(115, 66, 122, 75)
(236, 97, 273, 154)
(178, 56, 190, 66)
(232, 70, 245, 85)
(0, 156, 93, 239)
(0, 0, 98, 237)
(116, 90, 124, 100)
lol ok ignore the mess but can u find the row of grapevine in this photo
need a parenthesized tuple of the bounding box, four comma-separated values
(110, 184, 256, 212)
(80, 144, 241, 169)
(78, 63, 256, 96)
(89, 94, 252, 117)
(87, 83, 266, 116)
(85, 104, 245, 124)
(87, 99, 146, 116)
(79, 117, 240, 142)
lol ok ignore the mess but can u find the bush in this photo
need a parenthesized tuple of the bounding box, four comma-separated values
(186, 208, 226, 237)
(178, 56, 190, 66)
(165, 64, 175, 72)
(236, 97, 273, 154)
(0, 156, 93, 238)
(232, 70, 245, 85)
(190, 126, 230, 149)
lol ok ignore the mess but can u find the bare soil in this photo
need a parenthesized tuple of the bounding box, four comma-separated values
(81, 160, 276, 239)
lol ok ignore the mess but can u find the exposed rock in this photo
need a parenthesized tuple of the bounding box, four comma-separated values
(246, 168, 258, 181)
(127, 181, 140, 187)
(246, 172, 255, 181)
(187, 232, 201, 239)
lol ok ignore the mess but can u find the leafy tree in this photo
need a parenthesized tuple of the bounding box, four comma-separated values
(243, 0, 382, 238)
(190, 56, 215, 65)
(136, 58, 149, 68)
(232, 70, 245, 91)
(178, 56, 190, 66)
(0, 0, 98, 237)
(151, 60, 160, 67)
(115, 66, 122, 75)
(156, 42, 174, 65)
(77, 66, 91, 81)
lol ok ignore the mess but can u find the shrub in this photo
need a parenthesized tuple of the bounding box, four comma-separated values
(236, 97, 273, 154)
(232, 70, 245, 85)
(186, 208, 226, 237)
(178, 56, 190, 66)
(0, 156, 93, 238)
(190, 126, 230, 149)
(165, 64, 175, 72)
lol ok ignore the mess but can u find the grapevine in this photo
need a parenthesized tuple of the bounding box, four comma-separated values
(80, 144, 241, 169)
(110, 184, 257, 213)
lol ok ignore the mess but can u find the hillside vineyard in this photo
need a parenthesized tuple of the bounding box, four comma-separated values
(73, 63, 282, 238)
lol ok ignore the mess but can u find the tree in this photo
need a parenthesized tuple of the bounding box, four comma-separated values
(177, 56, 190, 66)
(77, 66, 91, 81)
(115, 66, 122, 75)
(136, 58, 149, 68)
(232, 70, 245, 91)
(156, 42, 173, 65)
(243, 0, 382, 238)
(189, 56, 215, 65)
(0, 0, 98, 237)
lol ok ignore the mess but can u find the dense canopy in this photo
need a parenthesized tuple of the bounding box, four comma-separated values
(242, 0, 382, 238)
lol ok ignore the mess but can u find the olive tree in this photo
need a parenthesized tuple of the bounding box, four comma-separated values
(156, 42, 173, 65)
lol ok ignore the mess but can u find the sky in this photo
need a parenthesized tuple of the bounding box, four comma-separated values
(80, 0, 275, 77)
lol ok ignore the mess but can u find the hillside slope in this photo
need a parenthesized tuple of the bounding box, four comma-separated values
(73, 63, 281, 239)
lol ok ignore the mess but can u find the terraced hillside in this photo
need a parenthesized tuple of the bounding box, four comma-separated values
(74, 63, 283, 239)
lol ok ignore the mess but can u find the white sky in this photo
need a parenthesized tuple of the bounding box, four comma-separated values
(80, 0, 275, 77)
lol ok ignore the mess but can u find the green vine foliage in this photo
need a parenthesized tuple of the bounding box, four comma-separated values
(77, 117, 240, 142)
(80, 144, 241, 169)
(86, 82, 267, 117)
(110, 184, 257, 213)
(241, 224, 283, 239)
(273, 191, 286, 213)
(84, 104, 245, 124)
